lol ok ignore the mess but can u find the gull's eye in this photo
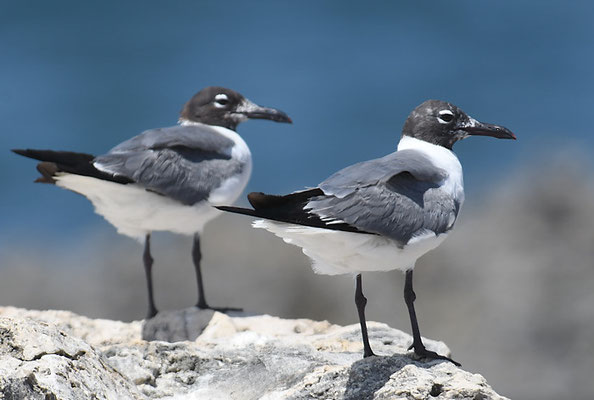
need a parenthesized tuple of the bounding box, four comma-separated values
(214, 93, 230, 107)
(437, 109, 454, 124)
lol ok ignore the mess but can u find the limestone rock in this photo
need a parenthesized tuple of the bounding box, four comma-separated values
(0, 316, 143, 399)
(0, 306, 508, 399)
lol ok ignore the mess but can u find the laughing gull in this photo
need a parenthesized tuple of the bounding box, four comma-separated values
(13, 86, 291, 318)
(218, 100, 515, 365)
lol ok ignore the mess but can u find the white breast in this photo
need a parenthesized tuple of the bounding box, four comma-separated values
(397, 135, 465, 206)
(206, 126, 252, 205)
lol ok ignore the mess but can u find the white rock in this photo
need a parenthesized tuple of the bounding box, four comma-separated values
(0, 316, 144, 399)
(0, 306, 508, 399)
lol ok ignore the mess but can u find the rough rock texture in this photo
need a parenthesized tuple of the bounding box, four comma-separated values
(0, 306, 508, 400)
(0, 317, 143, 400)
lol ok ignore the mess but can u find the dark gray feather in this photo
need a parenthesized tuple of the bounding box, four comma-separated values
(94, 124, 244, 205)
(308, 150, 458, 245)
(319, 150, 447, 198)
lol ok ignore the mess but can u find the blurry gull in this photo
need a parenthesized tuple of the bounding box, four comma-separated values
(13, 86, 291, 318)
(218, 100, 515, 365)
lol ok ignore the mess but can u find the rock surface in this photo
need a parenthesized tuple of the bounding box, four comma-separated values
(0, 306, 508, 399)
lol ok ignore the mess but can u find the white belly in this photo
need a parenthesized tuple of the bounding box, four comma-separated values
(207, 160, 252, 206)
(55, 174, 223, 242)
(253, 220, 448, 275)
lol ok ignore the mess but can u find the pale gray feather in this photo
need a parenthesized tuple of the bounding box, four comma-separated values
(308, 150, 459, 245)
(108, 124, 235, 154)
(94, 124, 244, 205)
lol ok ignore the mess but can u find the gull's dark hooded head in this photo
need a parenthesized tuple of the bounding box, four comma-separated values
(180, 86, 292, 130)
(402, 100, 516, 149)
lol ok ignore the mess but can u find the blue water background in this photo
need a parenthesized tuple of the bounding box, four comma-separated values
(2, 1, 593, 242)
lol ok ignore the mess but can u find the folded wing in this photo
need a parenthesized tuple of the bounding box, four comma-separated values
(219, 149, 460, 246)
(94, 124, 243, 205)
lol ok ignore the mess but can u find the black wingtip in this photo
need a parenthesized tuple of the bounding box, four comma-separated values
(215, 205, 240, 212)
(247, 189, 324, 210)
(215, 205, 259, 217)
(11, 149, 28, 156)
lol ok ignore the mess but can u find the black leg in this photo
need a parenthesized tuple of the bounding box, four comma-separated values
(404, 270, 460, 366)
(192, 233, 209, 309)
(355, 274, 376, 358)
(192, 233, 242, 312)
(143, 234, 158, 319)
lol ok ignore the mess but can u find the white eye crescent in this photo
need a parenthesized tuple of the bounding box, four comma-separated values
(214, 93, 230, 108)
(437, 109, 454, 124)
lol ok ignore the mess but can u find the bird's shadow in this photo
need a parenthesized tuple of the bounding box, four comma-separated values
(141, 308, 251, 342)
(342, 354, 449, 400)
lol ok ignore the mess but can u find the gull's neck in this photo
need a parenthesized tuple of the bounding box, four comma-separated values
(398, 135, 449, 154)
(179, 118, 203, 126)
(397, 135, 464, 202)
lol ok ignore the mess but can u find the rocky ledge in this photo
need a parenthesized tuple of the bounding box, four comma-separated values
(0, 306, 507, 399)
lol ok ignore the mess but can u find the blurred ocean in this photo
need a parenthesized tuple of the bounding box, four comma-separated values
(2, 1, 594, 399)
(3, 0, 594, 240)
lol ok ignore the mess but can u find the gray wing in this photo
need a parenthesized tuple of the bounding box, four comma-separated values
(108, 124, 235, 154)
(319, 150, 447, 198)
(308, 150, 460, 245)
(93, 124, 244, 205)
